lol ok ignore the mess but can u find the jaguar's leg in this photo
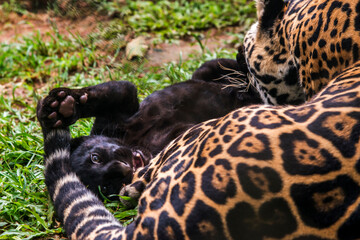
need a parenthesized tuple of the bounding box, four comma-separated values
(37, 81, 139, 136)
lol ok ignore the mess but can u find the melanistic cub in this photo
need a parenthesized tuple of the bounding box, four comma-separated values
(37, 57, 261, 199)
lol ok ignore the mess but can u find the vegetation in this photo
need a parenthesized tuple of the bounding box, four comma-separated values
(0, 0, 256, 239)
(98, 0, 255, 39)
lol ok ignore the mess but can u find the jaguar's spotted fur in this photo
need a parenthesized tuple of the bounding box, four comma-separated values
(244, 0, 360, 105)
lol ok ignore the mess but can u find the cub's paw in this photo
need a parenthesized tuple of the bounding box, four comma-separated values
(37, 88, 88, 129)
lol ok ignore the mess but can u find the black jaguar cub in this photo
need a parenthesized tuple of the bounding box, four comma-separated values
(37, 57, 261, 199)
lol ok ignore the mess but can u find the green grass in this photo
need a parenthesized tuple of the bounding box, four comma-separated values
(0, 29, 97, 84)
(45, 0, 256, 44)
(0, 0, 27, 15)
(98, 0, 255, 39)
(0, 0, 256, 239)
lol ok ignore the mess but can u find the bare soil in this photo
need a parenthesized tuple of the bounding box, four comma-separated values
(0, 11, 101, 43)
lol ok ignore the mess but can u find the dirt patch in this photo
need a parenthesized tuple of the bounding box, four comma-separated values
(0, 11, 103, 43)
(146, 28, 239, 67)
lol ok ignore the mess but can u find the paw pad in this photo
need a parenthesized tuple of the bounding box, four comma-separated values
(59, 95, 75, 118)
(38, 88, 88, 129)
(80, 94, 88, 104)
(50, 101, 59, 108)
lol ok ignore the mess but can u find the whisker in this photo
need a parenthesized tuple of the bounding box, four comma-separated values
(212, 62, 253, 92)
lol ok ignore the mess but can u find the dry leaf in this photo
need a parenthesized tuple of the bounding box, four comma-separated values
(125, 36, 148, 60)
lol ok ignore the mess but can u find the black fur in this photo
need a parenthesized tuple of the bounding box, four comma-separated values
(37, 57, 262, 199)
(259, 0, 285, 33)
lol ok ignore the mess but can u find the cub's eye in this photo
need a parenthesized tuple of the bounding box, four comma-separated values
(91, 153, 101, 164)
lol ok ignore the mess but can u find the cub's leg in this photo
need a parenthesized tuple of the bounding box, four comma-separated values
(37, 81, 139, 136)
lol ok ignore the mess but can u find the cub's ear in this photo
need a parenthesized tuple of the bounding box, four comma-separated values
(70, 136, 90, 153)
(256, 0, 285, 33)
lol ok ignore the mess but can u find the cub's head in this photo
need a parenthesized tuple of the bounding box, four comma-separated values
(70, 136, 151, 200)
(244, 0, 305, 105)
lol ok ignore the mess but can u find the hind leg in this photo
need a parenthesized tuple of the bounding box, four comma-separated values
(37, 81, 139, 134)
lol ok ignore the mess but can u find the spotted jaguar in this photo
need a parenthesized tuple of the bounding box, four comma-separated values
(244, 0, 360, 105)
(39, 0, 360, 239)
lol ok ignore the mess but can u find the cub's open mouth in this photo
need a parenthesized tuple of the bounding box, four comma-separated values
(132, 150, 145, 171)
